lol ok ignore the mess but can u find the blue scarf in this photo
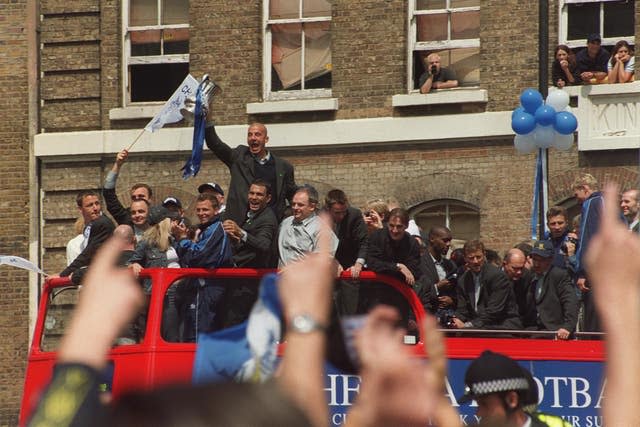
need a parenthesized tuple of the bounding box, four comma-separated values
(181, 81, 207, 179)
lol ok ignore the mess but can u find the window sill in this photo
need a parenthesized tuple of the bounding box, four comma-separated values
(246, 98, 339, 114)
(109, 105, 163, 121)
(392, 88, 487, 107)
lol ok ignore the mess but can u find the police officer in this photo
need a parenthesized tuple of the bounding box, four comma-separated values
(460, 350, 571, 427)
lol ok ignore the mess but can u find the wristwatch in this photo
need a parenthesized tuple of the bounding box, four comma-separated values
(289, 314, 327, 334)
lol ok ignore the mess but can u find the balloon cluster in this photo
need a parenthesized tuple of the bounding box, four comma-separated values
(511, 88, 577, 153)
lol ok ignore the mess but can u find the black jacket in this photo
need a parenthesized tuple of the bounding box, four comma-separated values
(534, 266, 579, 333)
(415, 252, 456, 314)
(334, 206, 368, 269)
(61, 215, 115, 277)
(367, 229, 421, 283)
(231, 207, 278, 268)
(510, 268, 538, 329)
(102, 187, 132, 227)
(455, 263, 522, 329)
(205, 125, 296, 224)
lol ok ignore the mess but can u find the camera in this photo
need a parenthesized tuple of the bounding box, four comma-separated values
(430, 65, 438, 75)
(561, 236, 578, 254)
(364, 210, 372, 217)
(445, 272, 458, 286)
(437, 313, 457, 329)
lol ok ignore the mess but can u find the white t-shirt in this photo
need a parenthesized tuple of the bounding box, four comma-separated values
(608, 55, 635, 73)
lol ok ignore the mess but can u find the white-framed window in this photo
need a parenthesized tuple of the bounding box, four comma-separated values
(262, 0, 332, 100)
(410, 199, 480, 242)
(407, 0, 480, 91)
(123, 0, 190, 104)
(559, 0, 634, 49)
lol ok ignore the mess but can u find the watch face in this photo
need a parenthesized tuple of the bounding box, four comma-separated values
(291, 314, 325, 334)
(292, 314, 314, 333)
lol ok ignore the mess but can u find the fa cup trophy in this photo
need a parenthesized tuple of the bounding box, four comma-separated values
(180, 74, 221, 123)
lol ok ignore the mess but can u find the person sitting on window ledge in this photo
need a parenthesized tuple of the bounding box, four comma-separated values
(607, 40, 635, 84)
(552, 44, 578, 88)
(575, 33, 609, 84)
(418, 53, 458, 94)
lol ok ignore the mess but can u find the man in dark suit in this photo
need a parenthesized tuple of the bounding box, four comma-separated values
(452, 240, 521, 330)
(58, 190, 115, 278)
(415, 226, 456, 324)
(530, 240, 579, 339)
(205, 122, 296, 224)
(502, 248, 537, 329)
(221, 179, 279, 326)
(324, 189, 368, 315)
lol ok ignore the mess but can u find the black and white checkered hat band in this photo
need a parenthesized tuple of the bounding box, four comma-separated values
(470, 377, 529, 396)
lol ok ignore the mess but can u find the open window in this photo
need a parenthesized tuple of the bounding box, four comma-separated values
(408, 0, 480, 91)
(559, 0, 634, 50)
(123, 0, 190, 104)
(263, 0, 332, 100)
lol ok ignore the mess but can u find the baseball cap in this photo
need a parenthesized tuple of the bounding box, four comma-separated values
(587, 33, 601, 44)
(147, 206, 178, 226)
(198, 182, 224, 196)
(530, 240, 553, 258)
(162, 197, 182, 209)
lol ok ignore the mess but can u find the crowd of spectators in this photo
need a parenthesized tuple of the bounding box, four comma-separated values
(51, 112, 634, 342)
(553, 34, 635, 87)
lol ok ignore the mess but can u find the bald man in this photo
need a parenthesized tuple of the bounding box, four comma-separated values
(205, 122, 296, 224)
(503, 248, 536, 329)
(621, 189, 640, 232)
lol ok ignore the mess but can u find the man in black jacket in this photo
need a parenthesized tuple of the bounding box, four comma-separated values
(415, 226, 456, 324)
(58, 190, 115, 278)
(365, 208, 421, 324)
(221, 179, 278, 326)
(452, 240, 521, 330)
(205, 122, 296, 224)
(530, 240, 579, 339)
(503, 248, 537, 329)
(324, 189, 368, 315)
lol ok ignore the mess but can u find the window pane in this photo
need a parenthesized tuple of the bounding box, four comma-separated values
(130, 0, 158, 26)
(451, 0, 480, 7)
(162, 0, 189, 25)
(416, 0, 446, 10)
(447, 47, 480, 85)
(413, 202, 479, 243)
(131, 30, 161, 56)
(164, 28, 189, 54)
(304, 21, 331, 88)
(270, 0, 299, 20)
(271, 23, 302, 90)
(451, 10, 479, 39)
(130, 62, 189, 102)
(302, 0, 331, 18)
(417, 13, 448, 42)
(567, 3, 599, 41)
(603, 1, 634, 39)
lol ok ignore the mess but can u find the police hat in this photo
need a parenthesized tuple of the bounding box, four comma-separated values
(459, 351, 530, 403)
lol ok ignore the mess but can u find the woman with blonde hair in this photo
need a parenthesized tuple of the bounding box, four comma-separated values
(128, 205, 182, 341)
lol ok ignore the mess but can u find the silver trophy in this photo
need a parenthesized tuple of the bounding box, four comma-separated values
(180, 74, 222, 123)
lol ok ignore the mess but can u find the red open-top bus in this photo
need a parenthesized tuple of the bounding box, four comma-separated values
(20, 269, 605, 426)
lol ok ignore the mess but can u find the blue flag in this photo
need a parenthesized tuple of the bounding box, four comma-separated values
(192, 274, 283, 384)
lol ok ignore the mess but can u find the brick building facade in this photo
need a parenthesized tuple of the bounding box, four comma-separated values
(1, 0, 639, 423)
